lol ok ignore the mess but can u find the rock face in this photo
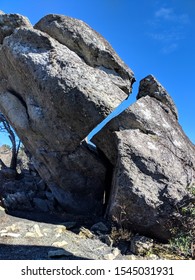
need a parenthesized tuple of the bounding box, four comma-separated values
(0, 13, 134, 216)
(137, 75, 178, 119)
(0, 12, 32, 44)
(0, 13, 194, 240)
(93, 75, 195, 240)
(34, 14, 135, 93)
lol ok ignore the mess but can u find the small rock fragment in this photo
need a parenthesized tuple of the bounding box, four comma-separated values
(90, 222, 109, 233)
(5, 224, 19, 232)
(0, 230, 7, 233)
(25, 232, 37, 238)
(79, 227, 94, 239)
(112, 247, 120, 257)
(1, 232, 21, 238)
(34, 224, 43, 237)
(52, 241, 68, 247)
(54, 225, 67, 234)
(103, 253, 116, 260)
(130, 235, 153, 255)
(147, 254, 159, 260)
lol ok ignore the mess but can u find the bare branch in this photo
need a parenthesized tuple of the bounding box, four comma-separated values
(0, 112, 21, 171)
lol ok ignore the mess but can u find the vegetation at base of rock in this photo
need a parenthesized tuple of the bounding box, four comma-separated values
(169, 232, 193, 258)
(187, 183, 195, 196)
(110, 224, 194, 259)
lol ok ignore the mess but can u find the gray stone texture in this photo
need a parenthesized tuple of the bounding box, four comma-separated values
(0, 13, 194, 240)
(0, 13, 134, 216)
(0, 13, 32, 44)
(34, 14, 135, 93)
(93, 77, 195, 240)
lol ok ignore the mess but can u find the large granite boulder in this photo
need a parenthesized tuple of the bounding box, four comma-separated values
(93, 75, 195, 240)
(0, 12, 32, 44)
(0, 13, 134, 215)
(34, 14, 135, 93)
(0, 12, 194, 241)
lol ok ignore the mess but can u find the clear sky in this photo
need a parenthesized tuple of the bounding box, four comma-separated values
(0, 0, 195, 145)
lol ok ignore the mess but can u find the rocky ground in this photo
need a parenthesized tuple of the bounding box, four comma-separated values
(0, 207, 190, 260)
(0, 147, 194, 260)
(0, 207, 117, 260)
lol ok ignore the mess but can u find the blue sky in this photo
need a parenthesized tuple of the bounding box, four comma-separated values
(0, 0, 195, 145)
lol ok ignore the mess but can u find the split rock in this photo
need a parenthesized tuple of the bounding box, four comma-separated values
(35, 14, 135, 93)
(93, 75, 195, 240)
(0, 13, 134, 215)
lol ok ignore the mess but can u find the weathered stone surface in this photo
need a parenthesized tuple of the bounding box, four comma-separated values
(35, 14, 135, 93)
(137, 75, 178, 119)
(0, 13, 32, 44)
(3, 191, 33, 210)
(0, 168, 57, 213)
(0, 12, 194, 242)
(93, 76, 195, 240)
(0, 13, 134, 215)
(0, 92, 29, 130)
